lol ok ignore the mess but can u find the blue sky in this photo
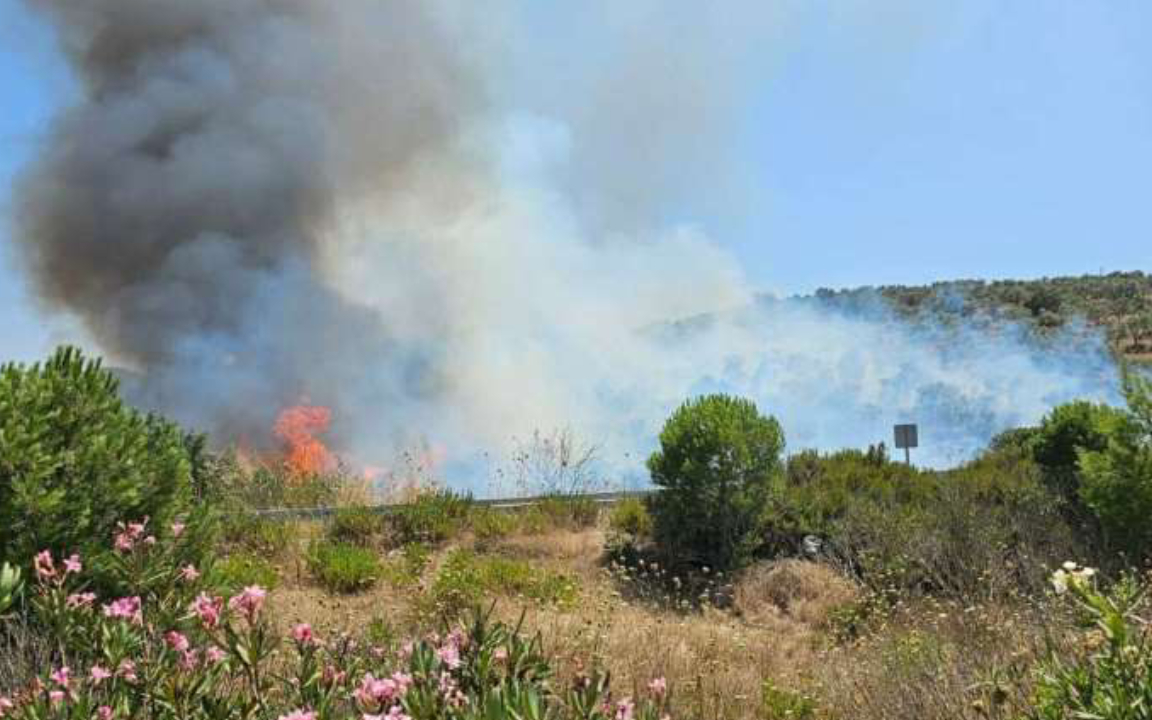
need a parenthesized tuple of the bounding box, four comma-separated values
(2, 0, 1151, 363)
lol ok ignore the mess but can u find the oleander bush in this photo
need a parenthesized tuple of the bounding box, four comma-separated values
(0, 532, 672, 720)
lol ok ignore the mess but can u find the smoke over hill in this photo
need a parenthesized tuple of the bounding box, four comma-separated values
(12, 1, 1122, 484)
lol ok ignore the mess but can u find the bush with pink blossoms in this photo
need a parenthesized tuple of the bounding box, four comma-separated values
(0, 530, 675, 720)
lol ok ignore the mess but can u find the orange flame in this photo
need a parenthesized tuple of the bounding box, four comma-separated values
(273, 404, 336, 476)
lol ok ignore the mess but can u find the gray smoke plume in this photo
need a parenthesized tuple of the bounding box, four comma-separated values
(13, 1, 1122, 487)
(14, 0, 486, 445)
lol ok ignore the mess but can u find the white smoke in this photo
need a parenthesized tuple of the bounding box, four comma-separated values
(12, 1, 1121, 491)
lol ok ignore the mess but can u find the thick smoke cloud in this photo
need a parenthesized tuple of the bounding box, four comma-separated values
(15, 0, 484, 443)
(14, 1, 1121, 487)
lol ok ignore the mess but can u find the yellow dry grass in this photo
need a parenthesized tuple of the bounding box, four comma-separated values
(262, 520, 1067, 720)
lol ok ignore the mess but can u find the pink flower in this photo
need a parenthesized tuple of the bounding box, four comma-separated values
(34, 551, 56, 581)
(205, 646, 227, 665)
(66, 593, 97, 610)
(89, 666, 112, 684)
(391, 672, 413, 694)
(165, 631, 190, 653)
(435, 643, 461, 669)
(63, 554, 82, 575)
(117, 660, 138, 683)
(170, 522, 186, 538)
(323, 665, 346, 686)
(191, 594, 223, 629)
(614, 698, 635, 720)
(292, 623, 316, 646)
(493, 647, 508, 663)
(50, 667, 71, 688)
(48, 690, 65, 705)
(178, 649, 200, 671)
(228, 586, 266, 622)
(179, 565, 200, 583)
(277, 710, 316, 720)
(113, 519, 149, 553)
(102, 596, 143, 625)
(354, 672, 411, 711)
(647, 677, 667, 699)
(0, 696, 16, 715)
(143, 536, 157, 547)
(113, 532, 135, 553)
(97, 706, 113, 720)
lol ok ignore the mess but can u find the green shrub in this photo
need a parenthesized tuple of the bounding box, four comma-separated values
(535, 495, 600, 529)
(220, 513, 294, 555)
(328, 506, 381, 546)
(1079, 375, 1152, 558)
(428, 549, 578, 619)
(647, 394, 785, 571)
(470, 509, 518, 542)
(0, 347, 207, 583)
(1032, 400, 1127, 503)
(209, 552, 280, 594)
(307, 540, 380, 593)
(386, 490, 472, 546)
(608, 497, 653, 540)
(761, 679, 819, 720)
(766, 447, 1079, 599)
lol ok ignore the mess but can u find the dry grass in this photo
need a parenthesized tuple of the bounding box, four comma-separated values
(812, 598, 1069, 720)
(0, 616, 54, 696)
(252, 517, 1072, 720)
(733, 559, 859, 629)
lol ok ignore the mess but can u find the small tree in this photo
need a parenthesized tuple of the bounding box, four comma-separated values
(0, 347, 196, 573)
(1078, 374, 1152, 558)
(1032, 400, 1127, 504)
(647, 394, 784, 570)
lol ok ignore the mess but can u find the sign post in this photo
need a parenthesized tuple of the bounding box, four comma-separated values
(894, 424, 918, 465)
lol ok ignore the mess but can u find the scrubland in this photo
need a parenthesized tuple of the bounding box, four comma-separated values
(3, 348, 1152, 719)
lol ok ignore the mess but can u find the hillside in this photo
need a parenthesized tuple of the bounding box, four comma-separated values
(806, 271, 1152, 361)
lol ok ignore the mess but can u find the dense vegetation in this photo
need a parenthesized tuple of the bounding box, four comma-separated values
(3, 344, 1152, 719)
(807, 271, 1152, 359)
(0, 348, 214, 591)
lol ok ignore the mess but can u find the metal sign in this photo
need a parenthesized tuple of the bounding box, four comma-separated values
(894, 424, 918, 465)
(894, 424, 918, 449)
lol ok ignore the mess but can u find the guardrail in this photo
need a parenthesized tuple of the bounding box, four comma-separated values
(250, 490, 653, 521)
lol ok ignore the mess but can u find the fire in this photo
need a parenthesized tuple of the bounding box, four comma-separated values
(273, 404, 336, 476)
